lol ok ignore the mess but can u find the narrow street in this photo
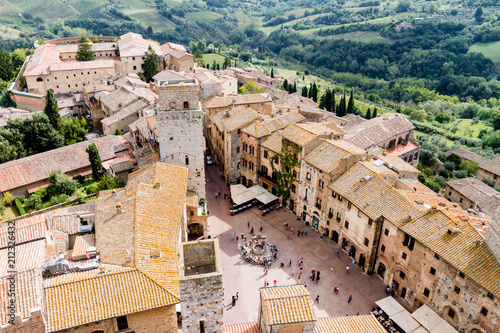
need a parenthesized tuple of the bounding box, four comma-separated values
(204, 165, 388, 324)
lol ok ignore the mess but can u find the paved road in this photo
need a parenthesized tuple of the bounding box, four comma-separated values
(205, 165, 388, 324)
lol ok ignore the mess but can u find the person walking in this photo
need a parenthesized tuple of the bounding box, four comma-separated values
(320, 232, 324, 240)
(311, 270, 316, 281)
(348, 295, 352, 303)
(304, 229, 308, 236)
(316, 274, 320, 284)
(260, 223, 263, 232)
(231, 233, 235, 240)
(264, 279, 268, 287)
(298, 272, 302, 280)
(301, 230, 304, 236)
(241, 232, 244, 239)
(346, 265, 350, 274)
(289, 259, 292, 266)
(236, 292, 239, 300)
(336, 251, 340, 258)
(247, 221, 250, 228)
(232, 296, 236, 306)
(290, 227, 294, 233)
(273, 280, 277, 286)
(316, 271, 320, 279)
(280, 262, 284, 268)
(297, 230, 301, 237)
(315, 295, 320, 303)
(334, 286, 339, 294)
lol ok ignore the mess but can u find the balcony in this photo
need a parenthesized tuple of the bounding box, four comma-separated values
(257, 170, 277, 183)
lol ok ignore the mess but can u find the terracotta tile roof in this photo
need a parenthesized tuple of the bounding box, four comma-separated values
(222, 108, 261, 132)
(153, 69, 190, 82)
(45, 202, 96, 235)
(204, 93, 272, 109)
(344, 114, 414, 149)
(242, 112, 306, 138)
(260, 285, 315, 325)
(375, 155, 419, 174)
(118, 32, 162, 57)
(0, 269, 44, 325)
(194, 71, 221, 85)
(260, 131, 283, 153)
(96, 163, 188, 297)
(109, 158, 134, 173)
(315, 315, 386, 333)
(224, 322, 259, 333)
(446, 178, 500, 214)
(479, 156, 500, 176)
(445, 148, 489, 164)
(160, 42, 186, 53)
(24, 44, 61, 76)
(44, 265, 179, 332)
(0, 214, 46, 249)
(0, 135, 125, 192)
(280, 123, 339, 147)
(328, 161, 396, 195)
(402, 209, 500, 298)
(100, 98, 150, 127)
(397, 178, 436, 194)
(0, 240, 45, 276)
(72, 234, 95, 260)
(304, 139, 366, 174)
(347, 175, 422, 226)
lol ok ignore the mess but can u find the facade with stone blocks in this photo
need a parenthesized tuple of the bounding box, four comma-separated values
(156, 75, 206, 200)
(179, 239, 224, 333)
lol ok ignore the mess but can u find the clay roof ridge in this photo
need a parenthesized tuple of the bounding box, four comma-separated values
(44, 266, 136, 288)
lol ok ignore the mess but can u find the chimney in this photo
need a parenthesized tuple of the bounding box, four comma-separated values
(154, 182, 160, 189)
(116, 203, 123, 214)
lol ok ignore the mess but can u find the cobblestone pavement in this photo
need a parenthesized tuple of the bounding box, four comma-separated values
(205, 165, 388, 325)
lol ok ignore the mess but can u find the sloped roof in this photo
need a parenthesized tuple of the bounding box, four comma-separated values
(281, 123, 339, 147)
(401, 209, 500, 298)
(446, 177, 500, 214)
(260, 285, 316, 325)
(194, 71, 221, 85)
(304, 139, 366, 174)
(204, 93, 272, 109)
(44, 265, 179, 332)
(260, 131, 283, 153)
(118, 32, 162, 57)
(160, 42, 186, 53)
(0, 214, 46, 249)
(222, 108, 261, 132)
(344, 114, 414, 149)
(224, 322, 259, 333)
(445, 148, 489, 164)
(479, 156, 500, 176)
(101, 98, 150, 127)
(96, 163, 188, 298)
(0, 135, 126, 192)
(153, 69, 190, 82)
(49, 59, 115, 72)
(315, 315, 386, 333)
(242, 112, 305, 138)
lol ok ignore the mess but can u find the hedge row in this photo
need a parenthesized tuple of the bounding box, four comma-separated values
(15, 198, 26, 215)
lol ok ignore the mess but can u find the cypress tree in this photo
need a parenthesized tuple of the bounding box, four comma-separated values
(311, 82, 318, 102)
(308, 83, 313, 99)
(293, 82, 297, 93)
(346, 90, 355, 114)
(319, 88, 329, 110)
(270, 68, 274, 78)
(331, 89, 336, 112)
(86, 143, 104, 180)
(301, 85, 308, 97)
(44, 89, 61, 130)
(372, 108, 378, 118)
(365, 108, 372, 119)
(283, 79, 288, 91)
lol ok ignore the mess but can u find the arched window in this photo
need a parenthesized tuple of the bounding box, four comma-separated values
(36, 77, 43, 82)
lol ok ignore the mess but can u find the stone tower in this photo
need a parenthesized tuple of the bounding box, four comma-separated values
(156, 73, 206, 200)
(486, 205, 500, 262)
(179, 239, 223, 333)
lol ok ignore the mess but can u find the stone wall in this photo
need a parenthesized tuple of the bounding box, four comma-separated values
(179, 239, 223, 333)
(157, 83, 200, 111)
(444, 185, 475, 210)
(158, 109, 206, 200)
(0, 308, 45, 333)
(241, 134, 261, 186)
(477, 168, 500, 188)
(379, 224, 500, 333)
(200, 82, 223, 101)
(486, 207, 500, 263)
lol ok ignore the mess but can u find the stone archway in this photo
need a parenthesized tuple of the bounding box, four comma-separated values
(358, 253, 366, 269)
(187, 223, 204, 241)
(349, 245, 356, 258)
(289, 199, 295, 212)
(248, 179, 254, 187)
(331, 231, 339, 243)
(241, 176, 247, 186)
(442, 306, 459, 327)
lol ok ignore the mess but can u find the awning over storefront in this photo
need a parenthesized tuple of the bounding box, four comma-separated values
(375, 297, 406, 317)
(391, 311, 421, 332)
(230, 185, 278, 206)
